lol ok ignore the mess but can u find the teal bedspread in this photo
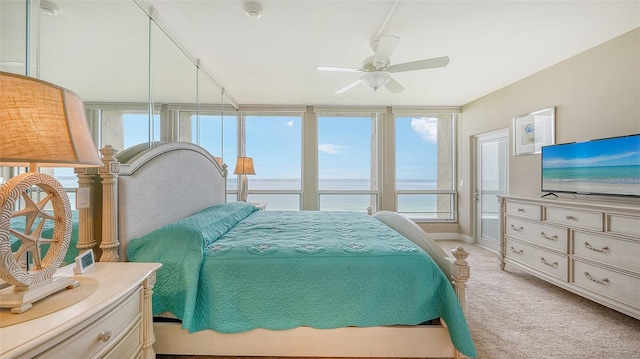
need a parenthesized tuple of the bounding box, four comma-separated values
(10, 210, 80, 266)
(128, 203, 476, 358)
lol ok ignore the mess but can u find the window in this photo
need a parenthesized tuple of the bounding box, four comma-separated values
(100, 109, 160, 151)
(177, 111, 227, 157)
(243, 113, 302, 210)
(395, 113, 457, 221)
(317, 114, 379, 212)
(176, 109, 237, 202)
(79, 104, 459, 222)
(51, 167, 78, 208)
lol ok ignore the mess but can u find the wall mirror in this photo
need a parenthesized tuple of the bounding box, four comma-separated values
(1, 0, 236, 206)
(2, 0, 232, 158)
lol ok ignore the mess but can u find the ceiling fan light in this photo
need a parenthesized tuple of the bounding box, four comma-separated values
(362, 72, 390, 91)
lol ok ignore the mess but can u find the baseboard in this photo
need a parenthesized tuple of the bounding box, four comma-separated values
(431, 233, 474, 244)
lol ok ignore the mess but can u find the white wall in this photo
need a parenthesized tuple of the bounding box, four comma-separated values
(456, 28, 640, 239)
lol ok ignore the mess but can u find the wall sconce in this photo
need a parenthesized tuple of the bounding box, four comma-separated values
(0, 71, 102, 313)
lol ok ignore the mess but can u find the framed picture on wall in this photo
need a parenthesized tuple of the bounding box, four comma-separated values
(513, 107, 555, 155)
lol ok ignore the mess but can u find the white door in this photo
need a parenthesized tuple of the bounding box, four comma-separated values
(474, 129, 508, 251)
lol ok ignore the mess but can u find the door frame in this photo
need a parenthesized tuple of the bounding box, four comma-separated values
(473, 128, 509, 251)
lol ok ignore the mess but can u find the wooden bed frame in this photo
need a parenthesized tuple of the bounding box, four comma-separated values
(76, 142, 471, 358)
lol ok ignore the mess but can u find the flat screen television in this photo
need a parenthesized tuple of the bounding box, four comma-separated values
(541, 134, 640, 197)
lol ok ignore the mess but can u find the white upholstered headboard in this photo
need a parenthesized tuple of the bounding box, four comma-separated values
(114, 142, 226, 261)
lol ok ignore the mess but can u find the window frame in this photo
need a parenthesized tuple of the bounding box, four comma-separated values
(238, 109, 305, 209)
(392, 110, 459, 222)
(315, 110, 384, 213)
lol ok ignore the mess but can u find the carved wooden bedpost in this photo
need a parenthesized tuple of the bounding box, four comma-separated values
(74, 167, 98, 256)
(99, 145, 120, 262)
(142, 271, 157, 359)
(450, 246, 470, 314)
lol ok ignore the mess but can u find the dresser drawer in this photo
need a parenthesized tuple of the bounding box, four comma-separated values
(573, 231, 640, 273)
(545, 206, 603, 231)
(505, 217, 567, 252)
(573, 260, 640, 309)
(103, 320, 142, 359)
(505, 238, 568, 280)
(505, 201, 541, 220)
(607, 213, 640, 237)
(37, 287, 142, 359)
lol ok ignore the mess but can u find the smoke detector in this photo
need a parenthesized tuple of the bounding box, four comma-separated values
(40, 0, 63, 15)
(244, 2, 262, 19)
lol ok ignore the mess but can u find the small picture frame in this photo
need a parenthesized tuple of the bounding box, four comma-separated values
(513, 107, 555, 155)
(73, 250, 95, 274)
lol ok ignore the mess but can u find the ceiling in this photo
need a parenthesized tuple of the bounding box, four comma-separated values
(145, 0, 639, 107)
(5, 0, 640, 108)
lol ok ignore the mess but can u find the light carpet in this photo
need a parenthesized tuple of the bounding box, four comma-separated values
(156, 241, 640, 359)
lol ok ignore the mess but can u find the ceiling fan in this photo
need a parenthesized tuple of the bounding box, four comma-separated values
(315, 35, 449, 94)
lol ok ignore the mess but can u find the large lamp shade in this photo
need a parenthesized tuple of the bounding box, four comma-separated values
(0, 71, 102, 168)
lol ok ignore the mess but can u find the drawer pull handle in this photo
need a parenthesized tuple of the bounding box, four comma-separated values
(98, 331, 112, 342)
(517, 208, 525, 212)
(540, 232, 558, 241)
(540, 257, 558, 268)
(510, 224, 524, 232)
(510, 246, 523, 255)
(584, 271, 610, 285)
(565, 215, 576, 220)
(584, 242, 609, 253)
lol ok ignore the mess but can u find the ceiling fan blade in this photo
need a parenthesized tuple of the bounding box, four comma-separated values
(315, 65, 364, 73)
(373, 35, 400, 69)
(385, 77, 404, 94)
(335, 78, 362, 94)
(387, 56, 450, 73)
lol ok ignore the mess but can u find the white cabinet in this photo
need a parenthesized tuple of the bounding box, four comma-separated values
(498, 195, 640, 319)
(0, 262, 161, 359)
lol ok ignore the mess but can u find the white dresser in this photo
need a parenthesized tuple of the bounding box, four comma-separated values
(0, 262, 161, 359)
(498, 195, 639, 319)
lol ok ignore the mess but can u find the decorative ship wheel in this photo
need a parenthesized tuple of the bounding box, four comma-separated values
(0, 172, 78, 313)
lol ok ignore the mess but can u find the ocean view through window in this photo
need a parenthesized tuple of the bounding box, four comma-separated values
(76, 105, 458, 220)
(318, 114, 378, 211)
(395, 113, 456, 220)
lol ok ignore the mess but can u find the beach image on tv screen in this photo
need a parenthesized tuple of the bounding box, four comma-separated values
(541, 135, 640, 196)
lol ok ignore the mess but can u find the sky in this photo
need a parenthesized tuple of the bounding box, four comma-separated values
(542, 134, 640, 168)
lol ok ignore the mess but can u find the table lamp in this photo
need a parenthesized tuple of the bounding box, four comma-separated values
(0, 71, 102, 313)
(234, 157, 255, 202)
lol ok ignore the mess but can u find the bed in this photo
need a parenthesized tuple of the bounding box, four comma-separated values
(86, 141, 476, 359)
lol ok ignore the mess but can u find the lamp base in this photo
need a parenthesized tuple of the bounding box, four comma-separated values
(0, 171, 73, 311)
(0, 276, 80, 313)
(238, 174, 249, 202)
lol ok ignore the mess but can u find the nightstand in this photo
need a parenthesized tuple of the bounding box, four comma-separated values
(0, 262, 161, 359)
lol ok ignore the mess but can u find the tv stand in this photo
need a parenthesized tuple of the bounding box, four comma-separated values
(540, 192, 558, 198)
(497, 195, 639, 320)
